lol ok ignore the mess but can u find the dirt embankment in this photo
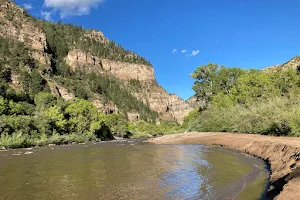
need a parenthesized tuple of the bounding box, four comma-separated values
(149, 132, 300, 200)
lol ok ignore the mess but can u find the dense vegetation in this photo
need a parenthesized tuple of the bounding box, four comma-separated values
(39, 20, 151, 66)
(33, 19, 158, 122)
(186, 63, 300, 136)
(0, 31, 179, 149)
(52, 72, 159, 123)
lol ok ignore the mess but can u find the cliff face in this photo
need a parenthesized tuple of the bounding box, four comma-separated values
(263, 56, 300, 72)
(101, 59, 155, 81)
(0, 1, 50, 65)
(0, 1, 193, 123)
(65, 49, 193, 123)
(65, 49, 103, 73)
(132, 83, 193, 123)
(65, 49, 155, 81)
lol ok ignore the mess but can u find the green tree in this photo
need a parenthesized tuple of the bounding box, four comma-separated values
(191, 63, 219, 101)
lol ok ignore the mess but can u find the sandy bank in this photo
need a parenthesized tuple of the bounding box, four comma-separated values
(149, 132, 300, 200)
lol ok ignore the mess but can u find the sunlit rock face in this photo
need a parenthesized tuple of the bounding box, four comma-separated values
(0, 0, 194, 123)
(263, 56, 300, 72)
(64, 48, 194, 123)
(0, 1, 50, 65)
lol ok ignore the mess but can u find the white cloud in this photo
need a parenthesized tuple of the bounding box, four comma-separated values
(181, 50, 187, 53)
(191, 50, 200, 56)
(172, 49, 177, 53)
(44, 0, 104, 18)
(186, 50, 200, 57)
(41, 11, 52, 21)
(23, 3, 33, 10)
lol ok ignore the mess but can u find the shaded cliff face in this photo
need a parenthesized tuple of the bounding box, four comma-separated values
(0, 1, 193, 123)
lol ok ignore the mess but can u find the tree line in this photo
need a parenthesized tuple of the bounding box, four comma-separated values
(186, 63, 300, 136)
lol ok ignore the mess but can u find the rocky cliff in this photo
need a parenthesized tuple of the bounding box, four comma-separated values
(0, 0, 194, 124)
(0, 0, 50, 66)
(263, 55, 300, 72)
(64, 49, 193, 123)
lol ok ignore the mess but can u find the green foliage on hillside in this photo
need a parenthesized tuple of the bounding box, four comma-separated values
(52, 71, 158, 123)
(37, 19, 158, 123)
(40, 21, 151, 66)
(0, 8, 182, 149)
(0, 91, 180, 148)
(0, 36, 174, 147)
(187, 63, 300, 136)
(0, 36, 49, 99)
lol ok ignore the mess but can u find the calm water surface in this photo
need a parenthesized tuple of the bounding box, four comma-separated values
(0, 140, 269, 200)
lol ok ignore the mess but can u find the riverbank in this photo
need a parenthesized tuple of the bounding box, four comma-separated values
(149, 132, 300, 200)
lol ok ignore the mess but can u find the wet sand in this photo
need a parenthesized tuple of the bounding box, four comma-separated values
(149, 132, 300, 200)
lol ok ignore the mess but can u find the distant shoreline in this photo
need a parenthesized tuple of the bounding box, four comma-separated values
(149, 132, 300, 200)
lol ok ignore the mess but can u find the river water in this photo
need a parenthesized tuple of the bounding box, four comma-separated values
(0, 140, 269, 200)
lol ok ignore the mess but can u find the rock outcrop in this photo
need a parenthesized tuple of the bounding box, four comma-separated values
(0, 1, 194, 123)
(65, 49, 103, 73)
(127, 112, 141, 123)
(92, 98, 119, 115)
(132, 81, 193, 123)
(47, 80, 75, 101)
(263, 56, 300, 72)
(186, 96, 206, 109)
(0, 0, 50, 65)
(101, 59, 155, 81)
(64, 49, 193, 123)
(85, 29, 108, 44)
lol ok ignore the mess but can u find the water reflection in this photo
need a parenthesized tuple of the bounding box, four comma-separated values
(0, 142, 268, 200)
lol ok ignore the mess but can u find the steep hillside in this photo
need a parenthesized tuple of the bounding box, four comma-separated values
(263, 55, 300, 72)
(0, 0, 193, 124)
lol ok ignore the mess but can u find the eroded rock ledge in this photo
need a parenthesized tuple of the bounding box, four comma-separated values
(149, 132, 300, 200)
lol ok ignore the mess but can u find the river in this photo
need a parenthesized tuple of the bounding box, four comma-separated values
(0, 140, 269, 200)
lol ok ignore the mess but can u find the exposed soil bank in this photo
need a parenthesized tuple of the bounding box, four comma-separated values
(149, 132, 300, 200)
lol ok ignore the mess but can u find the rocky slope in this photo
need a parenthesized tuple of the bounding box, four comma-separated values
(0, 0, 193, 123)
(150, 132, 300, 200)
(263, 55, 300, 72)
(0, 0, 50, 66)
(65, 49, 193, 123)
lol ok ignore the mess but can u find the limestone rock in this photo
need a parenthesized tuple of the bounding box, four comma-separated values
(47, 79, 75, 101)
(101, 59, 155, 81)
(186, 96, 206, 109)
(127, 112, 141, 123)
(263, 56, 300, 72)
(85, 29, 108, 44)
(92, 99, 119, 114)
(0, 0, 50, 65)
(132, 80, 194, 123)
(0, 1, 194, 124)
(65, 49, 103, 73)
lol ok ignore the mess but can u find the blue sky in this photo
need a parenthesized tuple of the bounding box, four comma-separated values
(16, 0, 300, 100)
